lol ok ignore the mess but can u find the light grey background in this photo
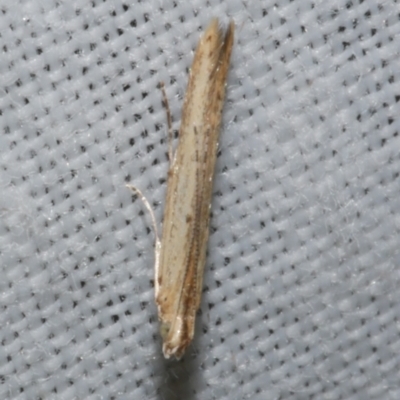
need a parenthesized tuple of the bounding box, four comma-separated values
(0, 0, 399, 399)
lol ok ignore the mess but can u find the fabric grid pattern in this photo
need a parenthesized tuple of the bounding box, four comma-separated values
(0, 1, 399, 399)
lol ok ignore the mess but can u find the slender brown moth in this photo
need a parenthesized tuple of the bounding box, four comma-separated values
(128, 18, 234, 359)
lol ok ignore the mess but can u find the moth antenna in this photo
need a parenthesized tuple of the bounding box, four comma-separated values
(159, 81, 174, 162)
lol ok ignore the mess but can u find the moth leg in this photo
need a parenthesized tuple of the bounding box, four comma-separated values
(126, 184, 161, 272)
(159, 81, 174, 163)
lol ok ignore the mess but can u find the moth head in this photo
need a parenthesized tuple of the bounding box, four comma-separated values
(160, 316, 194, 360)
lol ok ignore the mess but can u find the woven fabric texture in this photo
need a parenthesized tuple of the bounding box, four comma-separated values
(0, 0, 399, 399)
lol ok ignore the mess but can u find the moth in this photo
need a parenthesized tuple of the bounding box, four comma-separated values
(129, 18, 234, 359)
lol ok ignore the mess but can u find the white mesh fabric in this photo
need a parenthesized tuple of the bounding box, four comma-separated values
(0, 0, 400, 399)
